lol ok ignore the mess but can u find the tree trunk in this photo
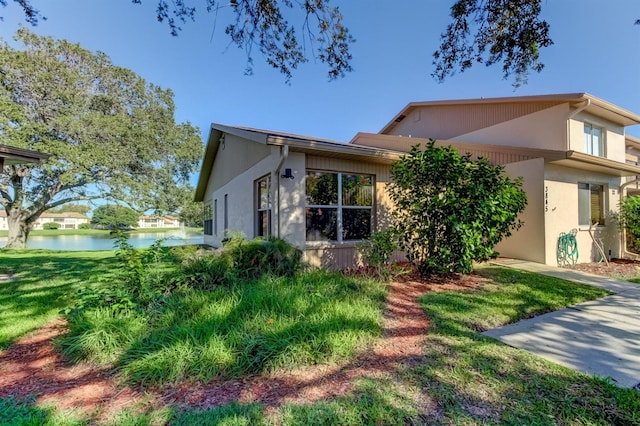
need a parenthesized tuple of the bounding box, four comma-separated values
(5, 209, 32, 249)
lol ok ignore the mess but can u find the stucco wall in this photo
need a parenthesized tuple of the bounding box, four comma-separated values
(543, 164, 622, 265)
(208, 134, 272, 193)
(275, 152, 306, 248)
(495, 158, 546, 263)
(568, 112, 626, 162)
(203, 142, 284, 247)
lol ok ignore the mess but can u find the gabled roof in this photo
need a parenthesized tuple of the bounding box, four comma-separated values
(194, 124, 405, 201)
(380, 93, 640, 134)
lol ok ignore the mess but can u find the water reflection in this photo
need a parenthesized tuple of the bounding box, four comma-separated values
(0, 230, 204, 251)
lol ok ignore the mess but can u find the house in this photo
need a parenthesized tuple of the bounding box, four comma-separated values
(137, 215, 182, 229)
(0, 211, 90, 230)
(33, 212, 90, 230)
(195, 93, 640, 269)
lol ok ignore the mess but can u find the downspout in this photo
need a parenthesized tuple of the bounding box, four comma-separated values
(274, 144, 289, 238)
(566, 99, 591, 150)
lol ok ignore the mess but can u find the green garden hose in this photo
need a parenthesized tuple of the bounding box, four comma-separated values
(557, 230, 579, 266)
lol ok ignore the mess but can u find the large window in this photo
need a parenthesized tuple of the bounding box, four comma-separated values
(204, 202, 213, 235)
(255, 175, 272, 237)
(578, 183, 605, 226)
(305, 171, 373, 242)
(584, 123, 605, 157)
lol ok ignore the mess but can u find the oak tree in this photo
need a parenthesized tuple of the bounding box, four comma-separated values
(91, 205, 140, 229)
(0, 29, 202, 248)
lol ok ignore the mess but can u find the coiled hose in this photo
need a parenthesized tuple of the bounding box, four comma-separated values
(557, 229, 579, 266)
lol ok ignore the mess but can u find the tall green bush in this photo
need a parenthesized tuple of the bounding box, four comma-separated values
(616, 195, 640, 253)
(388, 141, 527, 275)
(43, 222, 60, 230)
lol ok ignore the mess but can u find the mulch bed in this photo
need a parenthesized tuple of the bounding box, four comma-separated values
(0, 271, 488, 420)
(567, 258, 640, 280)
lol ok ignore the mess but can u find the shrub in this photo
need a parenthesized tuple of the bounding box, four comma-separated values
(43, 222, 60, 230)
(388, 141, 527, 275)
(78, 223, 91, 229)
(172, 253, 233, 290)
(223, 235, 303, 279)
(356, 229, 398, 278)
(64, 234, 173, 319)
(616, 195, 640, 253)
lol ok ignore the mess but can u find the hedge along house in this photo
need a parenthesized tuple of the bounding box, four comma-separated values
(195, 93, 640, 269)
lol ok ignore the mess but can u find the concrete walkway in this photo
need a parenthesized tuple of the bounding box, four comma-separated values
(483, 259, 640, 389)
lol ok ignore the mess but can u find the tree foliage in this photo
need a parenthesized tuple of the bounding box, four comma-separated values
(4, 1, 640, 87)
(91, 205, 139, 229)
(388, 141, 527, 275)
(0, 29, 202, 247)
(432, 0, 553, 88)
(5, 0, 353, 82)
(179, 199, 203, 228)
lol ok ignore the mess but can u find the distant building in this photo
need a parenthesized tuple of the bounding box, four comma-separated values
(0, 211, 90, 230)
(137, 214, 182, 229)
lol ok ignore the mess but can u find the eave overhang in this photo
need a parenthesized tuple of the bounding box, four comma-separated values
(0, 144, 49, 165)
(549, 151, 640, 177)
(194, 124, 404, 202)
(381, 93, 640, 134)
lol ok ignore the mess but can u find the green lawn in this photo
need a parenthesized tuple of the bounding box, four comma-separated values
(2, 254, 639, 425)
(0, 249, 118, 349)
(58, 269, 387, 385)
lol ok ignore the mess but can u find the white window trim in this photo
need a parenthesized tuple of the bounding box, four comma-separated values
(255, 175, 272, 238)
(584, 122, 606, 157)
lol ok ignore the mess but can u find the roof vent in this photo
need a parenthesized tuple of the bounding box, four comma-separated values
(394, 114, 406, 123)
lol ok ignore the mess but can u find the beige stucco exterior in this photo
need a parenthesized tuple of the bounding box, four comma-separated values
(196, 93, 640, 270)
(495, 158, 546, 263)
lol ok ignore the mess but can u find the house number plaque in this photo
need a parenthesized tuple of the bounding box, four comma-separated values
(545, 186, 549, 212)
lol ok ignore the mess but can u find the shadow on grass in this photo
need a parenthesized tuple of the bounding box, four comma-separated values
(56, 270, 390, 385)
(412, 266, 640, 424)
(0, 250, 119, 349)
(0, 395, 84, 426)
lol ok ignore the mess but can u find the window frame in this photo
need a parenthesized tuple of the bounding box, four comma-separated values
(255, 174, 272, 238)
(584, 122, 606, 157)
(203, 202, 213, 236)
(305, 170, 375, 243)
(214, 199, 218, 236)
(578, 182, 605, 227)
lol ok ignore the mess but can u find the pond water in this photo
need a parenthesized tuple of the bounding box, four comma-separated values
(0, 230, 204, 251)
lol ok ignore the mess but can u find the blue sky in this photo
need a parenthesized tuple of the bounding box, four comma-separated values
(1, 0, 639, 146)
